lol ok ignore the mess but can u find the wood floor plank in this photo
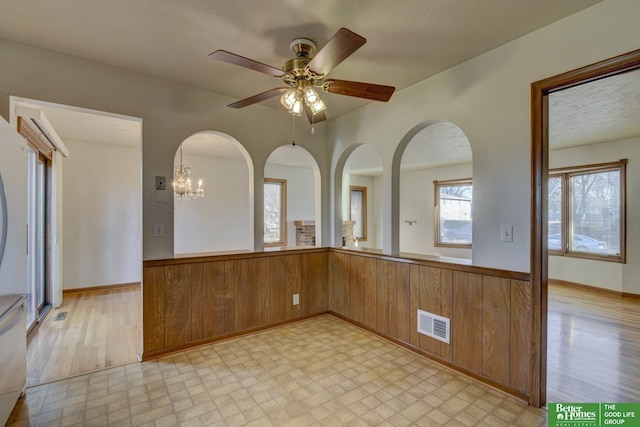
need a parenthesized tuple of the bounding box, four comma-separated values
(26, 284, 141, 387)
(547, 283, 640, 403)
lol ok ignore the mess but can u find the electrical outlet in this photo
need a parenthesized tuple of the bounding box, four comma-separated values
(153, 223, 164, 237)
(500, 225, 513, 242)
(293, 294, 300, 305)
(155, 176, 166, 190)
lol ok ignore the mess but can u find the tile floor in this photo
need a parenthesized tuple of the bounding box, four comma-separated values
(8, 315, 547, 426)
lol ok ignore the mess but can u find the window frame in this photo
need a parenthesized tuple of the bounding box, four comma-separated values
(349, 185, 367, 241)
(548, 159, 626, 263)
(434, 178, 473, 249)
(264, 178, 287, 247)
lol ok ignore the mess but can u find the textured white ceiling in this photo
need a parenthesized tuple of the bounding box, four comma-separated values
(0, 0, 602, 120)
(549, 68, 640, 149)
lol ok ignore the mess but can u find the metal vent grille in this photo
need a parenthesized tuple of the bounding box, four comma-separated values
(417, 309, 450, 344)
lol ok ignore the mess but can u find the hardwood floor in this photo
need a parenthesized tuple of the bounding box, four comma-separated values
(26, 284, 141, 387)
(547, 282, 640, 403)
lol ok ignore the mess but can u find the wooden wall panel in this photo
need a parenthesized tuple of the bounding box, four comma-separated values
(308, 252, 327, 314)
(191, 263, 204, 341)
(247, 258, 258, 328)
(440, 269, 453, 362)
(256, 258, 271, 326)
(363, 257, 377, 330)
(164, 264, 192, 348)
(388, 261, 398, 338)
(328, 252, 336, 312)
(419, 266, 442, 356)
(203, 261, 225, 338)
(482, 276, 511, 385)
(337, 254, 351, 316)
(286, 255, 302, 320)
(142, 266, 165, 353)
(300, 255, 309, 316)
(224, 261, 235, 333)
(395, 263, 411, 343)
(375, 260, 389, 335)
(330, 252, 343, 316)
(349, 255, 364, 324)
(271, 256, 286, 323)
(511, 279, 532, 393)
(234, 259, 250, 331)
(409, 264, 420, 348)
(452, 271, 483, 374)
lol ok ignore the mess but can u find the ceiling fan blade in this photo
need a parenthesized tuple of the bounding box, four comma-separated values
(323, 79, 395, 102)
(228, 88, 287, 108)
(210, 50, 283, 77)
(307, 28, 366, 77)
(303, 104, 327, 124)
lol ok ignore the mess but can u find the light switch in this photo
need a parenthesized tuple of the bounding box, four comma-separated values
(500, 225, 513, 242)
(155, 176, 166, 190)
(293, 293, 300, 305)
(153, 223, 164, 237)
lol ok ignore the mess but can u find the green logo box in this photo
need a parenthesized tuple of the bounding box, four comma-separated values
(549, 403, 640, 427)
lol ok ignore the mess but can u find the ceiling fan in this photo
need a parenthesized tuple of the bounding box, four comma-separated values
(210, 28, 395, 123)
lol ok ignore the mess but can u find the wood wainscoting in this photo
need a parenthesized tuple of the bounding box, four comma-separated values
(328, 249, 533, 401)
(142, 248, 329, 359)
(142, 248, 535, 403)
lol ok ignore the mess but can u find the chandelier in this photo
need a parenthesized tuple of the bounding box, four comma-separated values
(280, 79, 326, 117)
(173, 145, 204, 199)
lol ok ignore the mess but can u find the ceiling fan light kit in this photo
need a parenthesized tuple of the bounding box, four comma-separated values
(210, 28, 395, 123)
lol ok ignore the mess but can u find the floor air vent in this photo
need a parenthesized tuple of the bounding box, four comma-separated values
(54, 312, 68, 321)
(417, 309, 450, 344)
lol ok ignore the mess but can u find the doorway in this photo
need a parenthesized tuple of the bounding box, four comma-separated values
(13, 98, 144, 386)
(531, 49, 640, 406)
(17, 117, 54, 334)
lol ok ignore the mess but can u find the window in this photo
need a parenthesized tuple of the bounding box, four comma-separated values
(350, 186, 367, 241)
(264, 178, 286, 246)
(434, 178, 472, 247)
(548, 160, 626, 262)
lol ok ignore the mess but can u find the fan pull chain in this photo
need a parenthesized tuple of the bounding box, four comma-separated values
(311, 113, 315, 135)
(291, 114, 296, 146)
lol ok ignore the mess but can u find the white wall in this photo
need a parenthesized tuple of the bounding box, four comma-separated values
(62, 139, 141, 289)
(329, 0, 640, 272)
(265, 163, 315, 247)
(0, 117, 27, 296)
(175, 154, 250, 254)
(549, 137, 640, 294)
(399, 163, 472, 258)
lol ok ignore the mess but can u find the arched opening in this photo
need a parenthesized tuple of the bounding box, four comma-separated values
(397, 121, 472, 257)
(339, 144, 383, 249)
(173, 131, 254, 255)
(265, 144, 321, 247)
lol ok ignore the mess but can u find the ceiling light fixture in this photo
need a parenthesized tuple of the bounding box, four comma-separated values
(173, 144, 204, 199)
(279, 80, 327, 117)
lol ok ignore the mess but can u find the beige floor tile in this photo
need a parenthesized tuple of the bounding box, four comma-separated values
(8, 315, 547, 426)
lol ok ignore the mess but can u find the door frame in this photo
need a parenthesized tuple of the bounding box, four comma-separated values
(530, 48, 640, 407)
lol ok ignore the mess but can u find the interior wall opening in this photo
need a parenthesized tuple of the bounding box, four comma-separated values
(173, 131, 252, 255)
(532, 49, 640, 406)
(397, 121, 472, 258)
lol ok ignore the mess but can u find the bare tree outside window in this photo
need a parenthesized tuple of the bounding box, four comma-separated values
(548, 160, 625, 261)
(435, 179, 472, 247)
